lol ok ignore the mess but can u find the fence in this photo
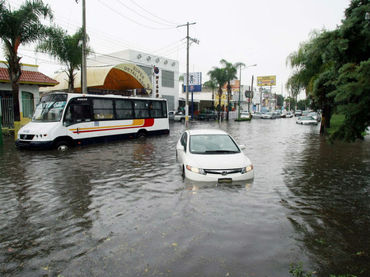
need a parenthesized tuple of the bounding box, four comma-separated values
(0, 97, 35, 129)
(0, 97, 14, 128)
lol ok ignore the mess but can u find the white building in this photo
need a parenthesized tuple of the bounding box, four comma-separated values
(0, 61, 58, 128)
(88, 49, 179, 111)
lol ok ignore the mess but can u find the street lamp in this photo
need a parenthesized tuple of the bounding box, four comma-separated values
(238, 64, 257, 120)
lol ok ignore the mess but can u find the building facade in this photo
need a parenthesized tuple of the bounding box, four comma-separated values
(0, 62, 58, 128)
(88, 49, 179, 112)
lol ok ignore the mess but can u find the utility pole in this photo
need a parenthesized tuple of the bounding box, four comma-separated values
(237, 64, 243, 120)
(237, 64, 256, 119)
(249, 75, 254, 114)
(81, 0, 87, 94)
(260, 87, 263, 112)
(177, 22, 197, 128)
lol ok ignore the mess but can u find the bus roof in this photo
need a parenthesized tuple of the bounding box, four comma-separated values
(46, 92, 167, 101)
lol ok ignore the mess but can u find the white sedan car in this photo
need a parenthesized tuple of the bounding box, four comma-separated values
(176, 129, 254, 182)
(296, 116, 319, 125)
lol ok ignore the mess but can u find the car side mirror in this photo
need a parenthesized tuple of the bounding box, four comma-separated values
(239, 144, 246, 150)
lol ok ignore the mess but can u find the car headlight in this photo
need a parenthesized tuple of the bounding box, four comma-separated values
(241, 164, 253, 174)
(186, 165, 206, 175)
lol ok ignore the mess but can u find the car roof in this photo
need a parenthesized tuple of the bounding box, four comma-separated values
(187, 129, 228, 136)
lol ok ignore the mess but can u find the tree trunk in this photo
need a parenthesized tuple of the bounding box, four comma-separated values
(320, 102, 332, 135)
(67, 68, 75, 93)
(11, 81, 21, 122)
(226, 82, 231, 121)
(218, 87, 222, 122)
(7, 52, 22, 122)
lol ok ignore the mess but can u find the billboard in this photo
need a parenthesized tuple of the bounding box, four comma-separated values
(222, 79, 240, 90)
(257, 75, 276, 87)
(183, 72, 202, 92)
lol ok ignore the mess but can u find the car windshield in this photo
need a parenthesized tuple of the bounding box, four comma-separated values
(32, 94, 67, 122)
(189, 134, 240, 154)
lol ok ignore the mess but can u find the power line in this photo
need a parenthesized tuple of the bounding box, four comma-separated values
(114, 0, 176, 28)
(97, 0, 176, 30)
(152, 39, 186, 55)
(128, 0, 179, 26)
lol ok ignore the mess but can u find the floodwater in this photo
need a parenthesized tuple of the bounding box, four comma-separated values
(1, 118, 369, 277)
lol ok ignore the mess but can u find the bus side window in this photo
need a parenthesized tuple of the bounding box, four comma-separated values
(73, 104, 92, 122)
(64, 103, 92, 125)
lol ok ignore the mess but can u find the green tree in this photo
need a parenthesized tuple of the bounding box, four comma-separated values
(287, 0, 370, 141)
(276, 94, 284, 108)
(297, 99, 309, 111)
(287, 30, 339, 135)
(207, 67, 227, 121)
(203, 79, 218, 107)
(220, 59, 243, 121)
(37, 27, 91, 93)
(330, 60, 370, 141)
(329, 0, 370, 141)
(285, 96, 296, 111)
(0, 0, 53, 123)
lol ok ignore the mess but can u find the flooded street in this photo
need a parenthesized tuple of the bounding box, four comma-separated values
(1, 118, 370, 277)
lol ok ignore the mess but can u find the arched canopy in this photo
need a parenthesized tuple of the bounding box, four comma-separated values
(47, 63, 152, 92)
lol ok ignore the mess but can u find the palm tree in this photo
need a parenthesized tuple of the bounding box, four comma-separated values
(286, 30, 338, 135)
(203, 79, 217, 107)
(0, 0, 53, 124)
(207, 67, 227, 121)
(220, 59, 240, 121)
(37, 27, 91, 93)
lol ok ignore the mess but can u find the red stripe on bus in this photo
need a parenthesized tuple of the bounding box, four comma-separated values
(142, 118, 154, 127)
(72, 118, 155, 134)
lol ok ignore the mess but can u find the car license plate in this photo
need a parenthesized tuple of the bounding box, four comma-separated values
(218, 178, 232, 183)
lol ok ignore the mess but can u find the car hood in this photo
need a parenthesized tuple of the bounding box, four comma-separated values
(19, 122, 59, 135)
(187, 152, 251, 169)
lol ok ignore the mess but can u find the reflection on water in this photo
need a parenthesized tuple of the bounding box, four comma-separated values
(0, 119, 369, 276)
(281, 135, 370, 276)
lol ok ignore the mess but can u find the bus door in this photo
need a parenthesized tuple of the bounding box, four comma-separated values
(63, 97, 93, 140)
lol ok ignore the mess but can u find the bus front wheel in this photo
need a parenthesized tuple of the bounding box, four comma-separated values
(54, 140, 70, 151)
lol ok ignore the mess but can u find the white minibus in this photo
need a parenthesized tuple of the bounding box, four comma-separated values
(16, 92, 169, 150)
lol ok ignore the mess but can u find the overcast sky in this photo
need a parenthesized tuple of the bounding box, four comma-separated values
(4, 0, 350, 96)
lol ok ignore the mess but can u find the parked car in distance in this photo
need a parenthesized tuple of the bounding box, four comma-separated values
(240, 111, 251, 119)
(308, 112, 321, 122)
(285, 111, 294, 118)
(262, 112, 277, 119)
(296, 116, 319, 125)
(273, 111, 281, 118)
(197, 110, 217, 121)
(176, 129, 254, 182)
(252, 111, 263, 119)
(295, 110, 302, 116)
(302, 110, 311, 116)
(174, 112, 186, 122)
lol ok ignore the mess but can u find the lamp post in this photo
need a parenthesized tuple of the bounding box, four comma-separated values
(238, 64, 257, 120)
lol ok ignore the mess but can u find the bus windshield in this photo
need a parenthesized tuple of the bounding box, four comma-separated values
(32, 94, 67, 122)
